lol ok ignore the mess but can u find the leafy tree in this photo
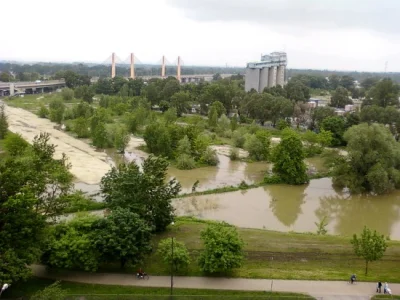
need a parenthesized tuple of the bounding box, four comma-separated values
(330, 87, 352, 108)
(61, 88, 74, 101)
(144, 122, 173, 158)
(92, 208, 153, 268)
(48, 98, 65, 124)
(171, 91, 191, 117)
(176, 154, 196, 170)
(61, 70, 91, 88)
(101, 155, 181, 232)
(321, 116, 346, 146)
(244, 130, 270, 161)
(3, 133, 29, 156)
(230, 115, 238, 131)
(210, 101, 226, 118)
(157, 238, 190, 272)
(208, 105, 218, 128)
(177, 135, 192, 156)
(90, 108, 110, 149)
(268, 97, 294, 126)
(351, 226, 388, 275)
(218, 114, 231, 133)
(108, 124, 130, 153)
(159, 100, 170, 112)
(198, 222, 244, 274)
(73, 117, 90, 138)
(162, 77, 181, 101)
(271, 128, 308, 184)
(213, 73, 222, 81)
(339, 75, 355, 90)
(72, 101, 94, 119)
(361, 77, 380, 91)
(328, 74, 340, 90)
(200, 147, 219, 166)
(30, 281, 67, 300)
(0, 104, 8, 139)
(310, 106, 335, 130)
(332, 123, 400, 194)
(75, 85, 94, 103)
(43, 214, 100, 271)
(164, 107, 178, 124)
(0, 192, 46, 284)
(302, 130, 332, 157)
(0, 71, 12, 82)
(367, 78, 399, 107)
(285, 81, 310, 102)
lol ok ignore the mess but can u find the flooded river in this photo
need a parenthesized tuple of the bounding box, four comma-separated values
(174, 178, 400, 239)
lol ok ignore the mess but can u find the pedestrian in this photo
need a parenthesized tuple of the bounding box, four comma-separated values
(384, 282, 388, 294)
(377, 281, 382, 293)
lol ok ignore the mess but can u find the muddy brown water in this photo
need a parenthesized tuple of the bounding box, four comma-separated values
(73, 152, 400, 240)
(174, 178, 400, 239)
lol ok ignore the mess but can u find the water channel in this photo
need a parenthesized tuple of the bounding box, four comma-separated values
(74, 143, 400, 240)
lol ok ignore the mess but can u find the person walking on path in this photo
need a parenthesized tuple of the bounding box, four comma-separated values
(377, 281, 382, 293)
(384, 282, 388, 294)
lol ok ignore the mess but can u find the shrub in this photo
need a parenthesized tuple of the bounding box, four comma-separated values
(201, 147, 219, 166)
(38, 104, 49, 118)
(232, 130, 246, 148)
(74, 117, 90, 138)
(157, 238, 190, 273)
(176, 154, 196, 170)
(229, 147, 239, 161)
(3, 133, 29, 156)
(61, 88, 74, 101)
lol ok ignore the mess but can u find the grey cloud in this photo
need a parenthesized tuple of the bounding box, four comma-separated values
(167, 0, 399, 34)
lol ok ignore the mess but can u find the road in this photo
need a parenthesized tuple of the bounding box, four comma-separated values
(31, 265, 399, 299)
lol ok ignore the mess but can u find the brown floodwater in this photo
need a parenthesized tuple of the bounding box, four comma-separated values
(174, 178, 400, 239)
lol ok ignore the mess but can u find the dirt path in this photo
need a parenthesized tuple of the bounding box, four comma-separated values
(4, 104, 112, 184)
(31, 264, 398, 298)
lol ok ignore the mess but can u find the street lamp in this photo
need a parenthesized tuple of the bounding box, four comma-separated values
(170, 221, 175, 296)
(0, 283, 10, 298)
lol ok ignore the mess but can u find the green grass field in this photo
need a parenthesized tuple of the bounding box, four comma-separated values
(94, 218, 400, 283)
(3, 278, 312, 299)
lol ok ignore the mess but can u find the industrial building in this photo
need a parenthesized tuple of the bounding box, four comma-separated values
(245, 52, 287, 92)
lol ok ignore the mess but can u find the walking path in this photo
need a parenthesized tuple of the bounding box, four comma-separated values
(31, 265, 399, 298)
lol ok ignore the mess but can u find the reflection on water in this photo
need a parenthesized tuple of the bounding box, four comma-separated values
(174, 178, 400, 239)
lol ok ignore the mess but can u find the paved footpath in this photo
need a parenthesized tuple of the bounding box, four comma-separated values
(31, 265, 399, 299)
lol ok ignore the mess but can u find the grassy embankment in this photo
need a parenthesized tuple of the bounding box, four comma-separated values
(3, 278, 312, 300)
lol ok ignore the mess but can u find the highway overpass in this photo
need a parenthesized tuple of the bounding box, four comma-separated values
(0, 80, 66, 96)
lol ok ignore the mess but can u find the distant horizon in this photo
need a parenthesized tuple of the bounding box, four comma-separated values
(1, 59, 398, 75)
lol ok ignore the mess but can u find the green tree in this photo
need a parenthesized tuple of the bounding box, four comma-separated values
(198, 222, 244, 274)
(177, 135, 192, 155)
(144, 122, 173, 158)
(49, 98, 65, 124)
(92, 208, 153, 268)
(30, 281, 67, 300)
(367, 78, 399, 107)
(208, 105, 218, 128)
(157, 238, 190, 272)
(73, 117, 90, 138)
(101, 155, 181, 232)
(90, 108, 110, 149)
(43, 214, 100, 271)
(310, 106, 335, 130)
(200, 147, 219, 166)
(210, 101, 226, 118)
(271, 128, 308, 185)
(244, 130, 270, 161)
(3, 133, 29, 156)
(75, 85, 94, 103)
(330, 87, 352, 108)
(162, 77, 181, 101)
(0, 71, 12, 82)
(38, 104, 49, 118)
(61, 88, 74, 101)
(328, 74, 340, 90)
(108, 124, 130, 153)
(339, 75, 355, 90)
(0, 192, 46, 284)
(164, 107, 178, 124)
(361, 77, 380, 91)
(332, 123, 400, 194)
(351, 226, 388, 275)
(321, 116, 346, 146)
(159, 100, 170, 112)
(285, 81, 310, 102)
(0, 104, 8, 139)
(171, 91, 191, 117)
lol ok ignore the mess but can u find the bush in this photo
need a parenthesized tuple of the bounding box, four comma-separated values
(157, 238, 190, 273)
(3, 133, 29, 156)
(277, 119, 290, 130)
(63, 108, 75, 120)
(229, 147, 239, 161)
(176, 154, 196, 170)
(74, 117, 90, 138)
(37, 104, 49, 118)
(263, 174, 284, 184)
(200, 147, 219, 166)
(232, 130, 246, 148)
(61, 88, 74, 101)
(49, 98, 65, 124)
(198, 222, 244, 274)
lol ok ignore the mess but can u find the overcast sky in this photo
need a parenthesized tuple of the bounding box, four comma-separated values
(1, 0, 399, 72)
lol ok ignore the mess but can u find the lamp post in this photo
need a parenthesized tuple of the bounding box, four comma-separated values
(0, 284, 10, 298)
(170, 221, 175, 297)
